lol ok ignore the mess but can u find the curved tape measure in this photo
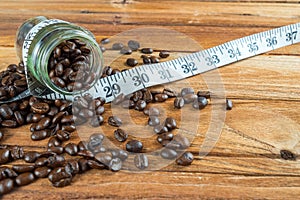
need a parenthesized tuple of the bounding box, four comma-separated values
(2, 22, 300, 103)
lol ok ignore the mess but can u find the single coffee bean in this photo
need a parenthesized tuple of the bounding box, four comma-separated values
(31, 102, 50, 114)
(161, 148, 178, 159)
(197, 90, 211, 99)
(131, 90, 143, 102)
(34, 166, 52, 178)
(61, 125, 76, 132)
(163, 88, 177, 97)
(1, 120, 17, 128)
(95, 106, 105, 115)
(88, 133, 104, 150)
(48, 136, 62, 148)
(35, 117, 51, 130)
(56, 130, 70, 142)
(150, 56, 160, 63)
(89, 115, 104, 127)
(24, 151, 41, 163)
(183, 93, 197, 104)
(110, 149, 128, 161)
(126, 58, 138, 67)
(31, 129, 51, 141)
(114, 128, 128, 142)
(134, 154, 148, 170)
(159, 51, 170, 58)
(0, 104, 13, 119)
(15, 172, 35, 186)
(64, 143, 78, 156)
(0, 149, 10, 164)
(143, 57, 151, 64)
(226, 99, 233, 110)
(61, 115, 74, 124)
(48, 167, 72, 187)
(87, 160, 106, 170)
(9, 145, 24, 160)
(108, 116, 122, 127)
(77, 150, 94, 158)
(52, 111, 65, 124)
(141, 48, 153, 54)
(126, 140, 143, 153)
(154, 93, 168, 102)
(14, 111, 24, 125)
(192, 96, 208, 110)
(52, 177, 72, 188)
(12, 164, 35, 173)
(181, 87, 194, 96)
(48, 146, 64, 155)
(176, 151, 194, 166)
(164, 117, 177, 130)
(65, 160, 80, 175)
(143, 107, 160, 116)
(120, 46, 132, 55)
(0, 167, 18, 180)
(0, 179, 14, 195)
(280, 149, 296, 160)
(112, 42, 124, 50)
(35, 157, 49, 167)
(77, 141, 88, 152)
(47, 155, 65, 168)
(78, 158, 90, 173)
(157, 132, 174, 143)
(95, 152, 112, 166)
(172, 134, 190, 149)
(135, 100, 146, 111)
(148, 116, 160, 126)
(100, 38, 110, 44)
(174, 97, 185, 109)
(109, 158, 122, 172)
(128, 40, 140, 51)
(153, 124, 168, 134)
(142, 89, 153, 103)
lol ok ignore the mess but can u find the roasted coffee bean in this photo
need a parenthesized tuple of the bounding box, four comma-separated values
(34, 166, 51, 178)
(35, 157, 49, 167)
(163, 88, 177, 97)
(1, 120, 17, 128)
(0, 167, 18, 180)
(9, 145, 24, 160)
(89, 115, 104, 127)
(19, 100, 29, 110)
(108, 116, 122, 127)
(12, 164, 35, 174)
(78, 158, 89, 173)
(88, 133, 104, 149)
(181, 87, 194, 96)
(148, 116, 160, 126)
(114, 128, 128, 142)
(159, 51, 170, 58)
(142, 89, 153, 103)
(24, 151, 41, 163)
(153, 124, 168, 134)
(56, 130, 71, 142)
(154, 93, 168, 102)
(172, 134, 190, 149)
(61, 115, 74, 124)
(174, 97, 184, 109)
(47, 155, 65, 168)
(64, 143, 78, 156)
(128, 40, 140, 51)
(48, 167, 72, 187)
(95, 106, 105, 115)
(176, 151, 194, 166)
(157, 132, 174, 143)
(143, 57, 151, 64)
(100, 38, 110, 44)
(126, 140, 143, 153)
(143, 107, 160, 116)
(48, 146, 64, 155)
(77, 141, 88, 152)
(141, 48, 153, 54)
(0, 149, 10, 164)
(197, 90, 211, 99)
(109, 158, 122, 172)
(126, 58, 138, 67)
(48, 136, 62, 148)
(164, 117, 177, 130)
(61, 125, 76, 132)
(95, 152, 112, 166)
(226, 99, 233, 110)
(0, 104, 13, 119)
(134, 154, 148, 170)
(13, 111, 24, 125)
(35, 117, 51, 130)
(150, 56, 159, 63)
(183, 93, 197, 104)
(135, 100, 146, 111)
(112, 42, 124, 50)
(77, 150, 94, 158)
(110, 149, 128, 161)
(120, 46, 132, 55)
(31, 102, 50, 114)
(0, 178, 14, 195)
(192, 96, 208, 110)
(15, 172, 35, 186)
(161, 148, 178, 159)
(87, 160, 106, 170)
(31, 129, 51, 141)
(65, 160, 80, 175)
(280, 149, 296, 160)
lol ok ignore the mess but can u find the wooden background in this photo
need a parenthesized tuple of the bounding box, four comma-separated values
(1, 0, 300, 199)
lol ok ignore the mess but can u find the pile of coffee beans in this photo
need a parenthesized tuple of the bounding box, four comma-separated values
(0, 38, 235, 196)
(48, 39, 95, 92)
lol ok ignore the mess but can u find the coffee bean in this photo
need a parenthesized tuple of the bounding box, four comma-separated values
(150, 56, 159, 63)
(280, 149, 296, 160)
(112, 42, 124, 50)
(108, 116, 122, 127)
(0, 178, 14, 195)
(142, 89, 153, 103)
(100, 38, 110, 44)
(164, 117, 177, 130)
(174, 97, 184, 109)
(108, 158, 122, 172)
(78, 158, 90, 173)
(181, 87, 194, 96)
(114, 128, 128, 142)
(134, 154, 148, 170)
(143, 57, 151, 64)
(64, 143, 78, 156)
(0, 167, 18, 180)
(128, 40, 140, 51)
(154, 93, 168, 102)
(0, 149, 10, 164)
(183, 93, 197, 104)
(65, 160, 80, 175)
(56, 130, 70, 142)
(95, 106, 105, 115)
(48, 146, 64, 155)
(163, 88, 177, 97)
(9, 145, 24, 160)
(172, 134, 190, 149)
(24, 151, 41, 163)
(77, 141, 88, 152)
(61, 115, 74, 124)
(122, 99, 135, 109)
(126, 140, 143, 153)
(197, 91, 211, 99)
(143, 107, 160, 116)
(153, 124, 168, 134)
(161, 148, 177, 159)
(31, 129, 51, 141)
(148, 116, 160, 126)
(226, 99, 233, 110)
(126, 58, 138, 67)
(61, 125, 76, 132)
(176, 151, 194, 166)
(35, 117, 51, 130)
(12, 164, 35, 173)
(0, 104, 13, 119)
(88, 133, 104, 150)
(1, 120, 17, 128)
(31, 102, 50, 114)
(120, 46, 132, 55)
(141, 48, 153, 54)
(47, 155, 65, 168)
(87, 160, 106, 170)
(157, 132, 174, 143)
(77, 150, 94, 158)
(35, 157, 49, 167)
(135, 100, 146, 111)
(89, 115, 104, 127)
(110, 149, 128, 161)
(192, 96, 208, 110)
(34, 166, 52, 178)
(13, 111, 24, 125)
(15, 172, 35, 186)
(159, 51, 170, 58)
(48, 167, 72, 187)
(48, 137, 62, 148)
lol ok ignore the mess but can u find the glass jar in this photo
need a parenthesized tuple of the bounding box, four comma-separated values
(15, 16, 103, 95)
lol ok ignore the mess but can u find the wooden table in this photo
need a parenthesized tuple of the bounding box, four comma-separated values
(1, 0, 300, 199)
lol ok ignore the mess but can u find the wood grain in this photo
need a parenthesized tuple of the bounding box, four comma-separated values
(1, 0, 300, 199)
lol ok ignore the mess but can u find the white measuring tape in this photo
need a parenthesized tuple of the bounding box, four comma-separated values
(2, 21, 300, 103)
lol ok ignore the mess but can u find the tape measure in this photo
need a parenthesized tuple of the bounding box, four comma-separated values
(1, 22, 300, 104)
